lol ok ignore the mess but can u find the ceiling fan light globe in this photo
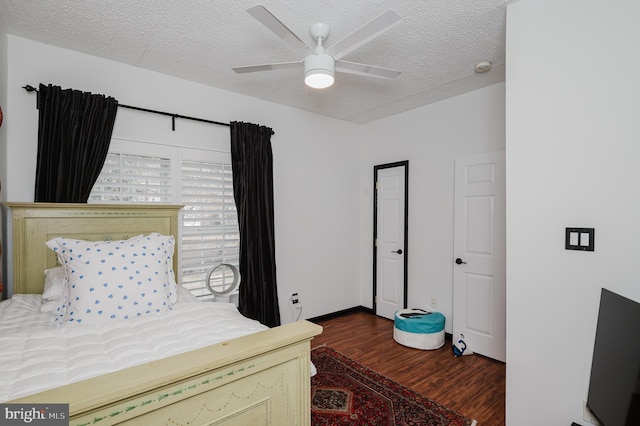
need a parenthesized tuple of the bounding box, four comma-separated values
(305, 71, 334, 89)
(304, 54, 335, 89)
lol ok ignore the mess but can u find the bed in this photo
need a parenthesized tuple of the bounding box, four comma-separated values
(2, 202, 322, 425)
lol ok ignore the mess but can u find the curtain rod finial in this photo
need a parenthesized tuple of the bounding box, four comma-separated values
(23, 85, 37, 92)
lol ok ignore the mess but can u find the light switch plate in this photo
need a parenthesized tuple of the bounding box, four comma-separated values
(565, 228, 595, 251)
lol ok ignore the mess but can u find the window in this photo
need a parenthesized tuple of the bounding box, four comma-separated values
(89, 144, 239, 300)
(90, 153, 172, 203)
(180, 160, 239, 299)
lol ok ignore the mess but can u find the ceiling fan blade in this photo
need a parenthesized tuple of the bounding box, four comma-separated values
(335, 60, 401, 79)
(327, 10, 402, 60)
(232, 60, 303, 74)
(246, 5, 313, 56)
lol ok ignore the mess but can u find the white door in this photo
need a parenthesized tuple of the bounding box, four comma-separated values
(375, 163, 407, 320)
(453, 151, 506, 362)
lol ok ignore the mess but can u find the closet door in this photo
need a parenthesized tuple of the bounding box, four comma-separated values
(453, 151, 505, 362)
(374, 161, 408, 320)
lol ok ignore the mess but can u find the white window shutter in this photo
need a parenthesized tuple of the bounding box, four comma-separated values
(89, 150, 239, 300)
(90, 153, 172, 203)
(180, 160, 240, 299)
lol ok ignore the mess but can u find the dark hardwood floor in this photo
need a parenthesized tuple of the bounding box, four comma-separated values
(311, 311, 505, 426)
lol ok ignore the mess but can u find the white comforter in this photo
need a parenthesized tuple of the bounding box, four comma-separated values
(0, 290, 267, 402)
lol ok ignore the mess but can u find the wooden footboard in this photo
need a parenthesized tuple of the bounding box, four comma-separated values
(10, 320, 322, 425)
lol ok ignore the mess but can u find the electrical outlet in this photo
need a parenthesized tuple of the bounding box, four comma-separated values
(430, 298, 437, 309)
(289, 292, 303, 321)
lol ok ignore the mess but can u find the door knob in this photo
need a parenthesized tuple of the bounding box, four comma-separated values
(392, 249, 403, 254)
(455, 258, 467, 265)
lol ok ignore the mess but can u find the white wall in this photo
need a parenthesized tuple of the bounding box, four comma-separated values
(0, 16, 7, 298)
(506, 0, 640, 424)
(2, 36, 363, 321)
(0, 18, 6, 202)
(361, 83, 505, 333)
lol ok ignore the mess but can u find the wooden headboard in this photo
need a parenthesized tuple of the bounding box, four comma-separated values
(7, 203, 183, 295)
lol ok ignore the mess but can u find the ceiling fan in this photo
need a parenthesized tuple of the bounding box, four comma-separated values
(232, 5, 403, 89)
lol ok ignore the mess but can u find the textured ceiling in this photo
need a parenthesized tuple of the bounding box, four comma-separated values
(0, 0, 507, 124)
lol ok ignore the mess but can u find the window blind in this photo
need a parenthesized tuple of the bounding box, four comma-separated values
(89, 152, 172, 203)
(180, 160, 240, 299)
(89, 150, 240, 300)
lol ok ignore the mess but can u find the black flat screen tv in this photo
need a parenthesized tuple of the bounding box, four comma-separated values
(587, 288, 640, 426)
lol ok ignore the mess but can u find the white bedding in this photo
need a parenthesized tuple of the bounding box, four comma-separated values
(0, 289, 267, 402)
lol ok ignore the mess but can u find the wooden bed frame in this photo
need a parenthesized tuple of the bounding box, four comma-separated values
(5, 203, 322, 425)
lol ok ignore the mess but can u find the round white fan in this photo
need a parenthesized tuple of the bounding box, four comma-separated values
(205, 263, 239, 297)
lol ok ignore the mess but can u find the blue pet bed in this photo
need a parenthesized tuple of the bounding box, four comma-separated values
(393, 308, 445, 350)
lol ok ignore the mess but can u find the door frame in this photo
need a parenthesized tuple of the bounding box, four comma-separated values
(373, 160, 409, 315)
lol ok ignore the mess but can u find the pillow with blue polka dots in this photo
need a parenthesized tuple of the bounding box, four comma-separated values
(46, 233, 178, 324)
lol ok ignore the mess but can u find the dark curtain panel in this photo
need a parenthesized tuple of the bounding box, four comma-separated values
(35, 83, 118, 202)
(230, 121, 281, 327)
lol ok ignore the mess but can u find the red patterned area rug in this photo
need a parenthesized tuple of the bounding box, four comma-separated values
(311, 346, 478, 426)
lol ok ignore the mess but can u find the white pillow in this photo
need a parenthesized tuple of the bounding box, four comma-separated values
(46, 233, 177, 324)
(42, 266, 66, 300)
(40, 266, 67, 313)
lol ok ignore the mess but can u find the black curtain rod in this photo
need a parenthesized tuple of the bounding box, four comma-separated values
(23, 84, 231, 132)
(117, 104, 230, 131)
